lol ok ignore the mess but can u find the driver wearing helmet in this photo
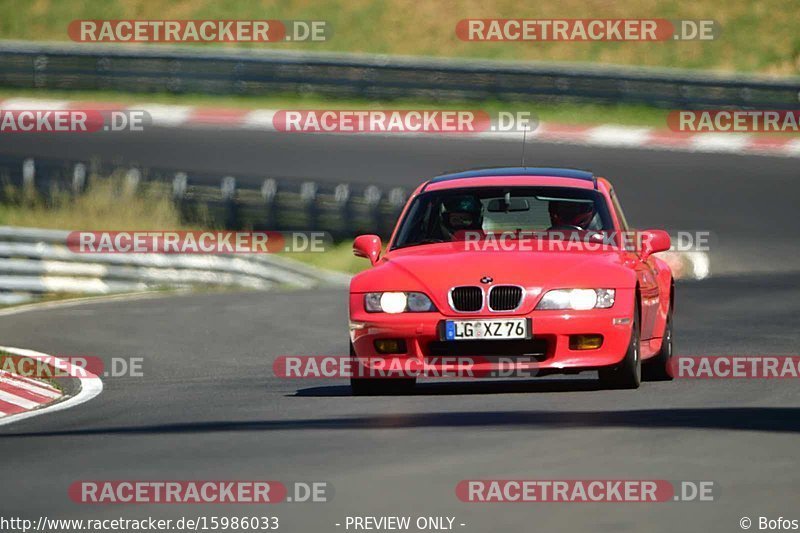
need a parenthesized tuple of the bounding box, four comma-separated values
(548, 200, 596, 230)
(440, 195, 484, 240)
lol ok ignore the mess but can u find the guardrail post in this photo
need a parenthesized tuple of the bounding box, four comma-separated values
(300, 181, 318, 230)
(388, 187, 406, 212)
(22, 158, 35, 193)
(172, 172, 188, 199)
(334, 184, 352, 238)
(261, 178, 278, 230)
(124, 168, 141, 196)
(384, 187, 407, 238)
(167, 59, 183, 93)
(72, 163, 87, 195)
(364, 185, 382, 237)
(172, 172, 188, 219)
(221, 176, 239, 229)
(33, 55, 48, 88)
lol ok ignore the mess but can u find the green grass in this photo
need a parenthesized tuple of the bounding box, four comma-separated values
(0, 173, 192, 230)
(0, 87, 673, 129)
(284, 241, 369, 274)
(0, 0, 797, 74)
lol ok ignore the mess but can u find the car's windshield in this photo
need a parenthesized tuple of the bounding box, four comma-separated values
(392, 186, 614, 249)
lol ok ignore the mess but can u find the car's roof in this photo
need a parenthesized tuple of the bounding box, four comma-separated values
(421, 167, 598, 192)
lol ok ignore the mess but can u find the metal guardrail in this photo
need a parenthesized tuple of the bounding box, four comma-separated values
(0, 225, 350, 305)
(0, 40, 798, 109)
(0, 154, 407, 240)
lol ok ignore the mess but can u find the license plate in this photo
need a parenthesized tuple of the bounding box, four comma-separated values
(444, 318, 528, 340)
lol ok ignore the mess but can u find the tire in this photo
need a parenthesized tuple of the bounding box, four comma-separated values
(643, 308, 674, 381)
(349, 341, 416, 395)
(598, 305, 641, 389)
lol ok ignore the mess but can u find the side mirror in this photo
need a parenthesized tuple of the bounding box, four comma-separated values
(639, 230, 671, 261)
(353, 235, 382, 266)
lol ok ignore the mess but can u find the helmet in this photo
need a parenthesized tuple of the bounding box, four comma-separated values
(441, 195, 483, 236)
(548, 200, 595, 229)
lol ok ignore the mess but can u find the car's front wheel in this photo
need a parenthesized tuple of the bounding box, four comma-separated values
(643, 307, 674, 381)
(598, 306, 641, 389)
(349, 342, 416, 395)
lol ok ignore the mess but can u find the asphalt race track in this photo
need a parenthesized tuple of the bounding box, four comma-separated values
(1, 130, 799, 532)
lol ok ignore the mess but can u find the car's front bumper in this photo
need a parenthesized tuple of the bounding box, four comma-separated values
(349, 290, 635, 377)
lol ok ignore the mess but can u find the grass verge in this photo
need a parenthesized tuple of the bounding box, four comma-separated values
(0, 0, 797, 74)
(0, 173, 191, 230)
(284, 241, 367, 275)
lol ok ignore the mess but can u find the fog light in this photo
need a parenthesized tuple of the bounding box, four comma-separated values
(569, 334, 603, 350)
(374, 338, 407, 354)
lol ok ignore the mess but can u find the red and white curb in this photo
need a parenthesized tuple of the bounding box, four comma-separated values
(2, 98, 799, 158)
(0, 368, 62, 414)
(0, 345, 102, 427)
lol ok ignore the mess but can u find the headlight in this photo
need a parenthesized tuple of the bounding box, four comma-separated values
(407, 292, 435, 312)
(365, 292, 436, 313)
(536, 289, 615, 310)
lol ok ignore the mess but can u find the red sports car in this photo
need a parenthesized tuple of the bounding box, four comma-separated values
(349, 167, 674, 394)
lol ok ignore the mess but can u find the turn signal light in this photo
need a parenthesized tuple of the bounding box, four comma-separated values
(569, 334, 603, 350)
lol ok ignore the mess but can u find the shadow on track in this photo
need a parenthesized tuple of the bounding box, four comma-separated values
(292, 378, 604, 396)
(5, 407, 800, 437)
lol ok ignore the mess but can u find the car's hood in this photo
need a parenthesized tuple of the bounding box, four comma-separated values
(351, 242, 637, 313)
